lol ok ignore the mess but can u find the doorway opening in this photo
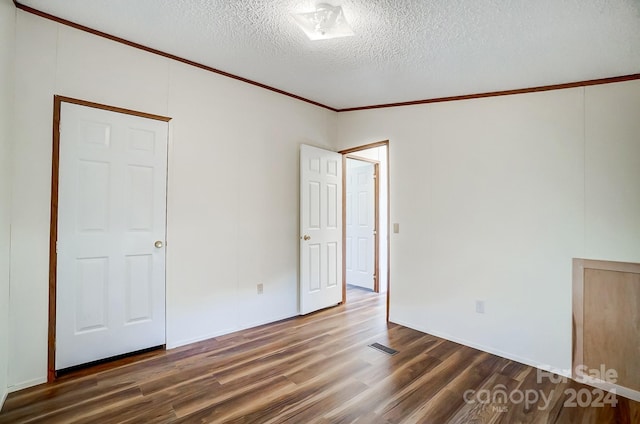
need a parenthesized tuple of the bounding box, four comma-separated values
(345, 156, 379, 292)
(340, 141, 390, 320)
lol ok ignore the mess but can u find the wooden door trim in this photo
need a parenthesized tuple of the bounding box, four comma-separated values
(340, 141, 390, 321)
(48, 95, 171, 382)
(48, 97, 61, 382)
(55, 96, 172, 122)
(340, 141, 388, 155)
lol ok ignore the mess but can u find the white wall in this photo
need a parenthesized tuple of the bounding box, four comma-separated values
(336, 81, 640, 373)
(585, 81, 640, 261)
(9, 5, 640, 393)
(0, 0, 15, 406)
(9, 10, 337, 390)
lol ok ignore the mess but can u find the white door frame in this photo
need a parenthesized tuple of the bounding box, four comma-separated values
(47, 95, 172, 381)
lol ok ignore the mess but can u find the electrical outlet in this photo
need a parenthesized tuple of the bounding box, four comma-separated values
(475, 300, 485, 314)
(257, 283, 264, 295)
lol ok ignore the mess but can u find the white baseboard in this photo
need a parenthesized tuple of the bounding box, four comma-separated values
(166, 313, 296, 350)
(389, 318, 571, 378)
(166, 328, 236, 350)
(1, 388, 7, 410)
(239, 313, 296, 333)
(8, 376, 47, 393)
(575, 377, 640, 402)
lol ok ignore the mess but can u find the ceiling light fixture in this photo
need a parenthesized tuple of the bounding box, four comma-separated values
(292, 3, 354, 41)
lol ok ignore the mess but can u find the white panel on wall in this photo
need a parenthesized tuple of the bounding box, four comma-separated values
(585, 81, 640, 263)
(0, 0, 15, 405)
(56, 24, 171, 116)
(10, 10, 58, 391)
(165, 60, 335, 348)
(337, 88, 587, 373)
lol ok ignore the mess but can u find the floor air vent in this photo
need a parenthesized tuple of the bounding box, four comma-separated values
(368, 342, 398, 355)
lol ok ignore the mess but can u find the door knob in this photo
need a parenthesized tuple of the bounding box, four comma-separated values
(154, 240, 164, 248)
(303, 235, 311, 241)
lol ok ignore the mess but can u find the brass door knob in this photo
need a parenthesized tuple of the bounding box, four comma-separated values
(154, 240, 164, 248)
(303, 235, 311, 241)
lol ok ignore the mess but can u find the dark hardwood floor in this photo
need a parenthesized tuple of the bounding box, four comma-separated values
(1, 286, 638, 423)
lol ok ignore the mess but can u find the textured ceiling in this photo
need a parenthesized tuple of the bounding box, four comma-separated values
(17, 0, 640, 109)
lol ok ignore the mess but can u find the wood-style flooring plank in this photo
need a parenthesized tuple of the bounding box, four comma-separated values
(1, 286, 638, 424)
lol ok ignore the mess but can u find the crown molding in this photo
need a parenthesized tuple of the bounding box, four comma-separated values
(13, 1, 640, 113)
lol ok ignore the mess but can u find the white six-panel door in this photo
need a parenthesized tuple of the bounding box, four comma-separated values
(56, 102, 168, 370)
(299, 145, 342, 315)
(346, 159, 375, 290)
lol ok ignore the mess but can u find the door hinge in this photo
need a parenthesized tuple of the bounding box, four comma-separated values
(55, 241, 59, 254)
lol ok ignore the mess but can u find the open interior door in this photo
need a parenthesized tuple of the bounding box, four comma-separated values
(299, 144, 342, 315)
(346, 158, 377, 291)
